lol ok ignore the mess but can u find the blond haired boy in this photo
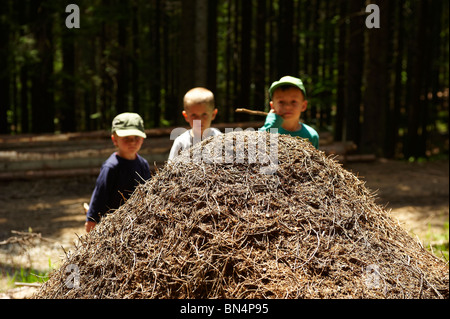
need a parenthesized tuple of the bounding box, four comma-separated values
(169, 87, 221, 160)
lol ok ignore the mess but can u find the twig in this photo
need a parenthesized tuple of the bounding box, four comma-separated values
(15, 282, 41, 287)
(235, 108, 268, 116)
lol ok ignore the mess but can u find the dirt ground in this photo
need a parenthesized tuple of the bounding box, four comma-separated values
(0, 158, 448, 298)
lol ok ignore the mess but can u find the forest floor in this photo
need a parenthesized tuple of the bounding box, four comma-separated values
(0, 158, 448, 298)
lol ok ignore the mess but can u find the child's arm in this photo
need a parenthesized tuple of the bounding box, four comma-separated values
(259, 110, 283, 132)
(168, 133, 189, 161)
(85, 165, 114, 231)
(83, 203, 97, 232)
(168, 141, 182, 160)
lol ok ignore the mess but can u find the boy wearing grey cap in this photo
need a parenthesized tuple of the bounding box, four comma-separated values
(259, 76, 319, 149)
(85, 112, 151, 232)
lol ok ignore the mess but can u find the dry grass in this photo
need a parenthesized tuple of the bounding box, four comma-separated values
(34, 131, 449, 299)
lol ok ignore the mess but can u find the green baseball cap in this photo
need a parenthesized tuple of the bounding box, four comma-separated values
(111, 112, 147, 138)
(269, 76, 307, 99)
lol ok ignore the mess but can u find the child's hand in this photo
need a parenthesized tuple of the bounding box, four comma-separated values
(85, 221, 97, 233)
(270, 108, 284, 119)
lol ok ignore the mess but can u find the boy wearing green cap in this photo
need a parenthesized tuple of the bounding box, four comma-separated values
(259, 76, 319, 149)
(85, 112, 151, 232)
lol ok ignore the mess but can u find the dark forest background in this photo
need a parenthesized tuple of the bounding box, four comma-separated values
(0, 0, 448, 159)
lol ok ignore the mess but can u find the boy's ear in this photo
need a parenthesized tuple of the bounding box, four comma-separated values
(111, 134, 118, 146)
(182, 110, 188, 121)
(269, 101, 275, 110)
(211, 108, 218, 120)
(301, 100, 308, 112)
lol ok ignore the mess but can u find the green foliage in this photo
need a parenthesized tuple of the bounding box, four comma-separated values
(425, 222, 449, 261)
(3, 264, 51, 290)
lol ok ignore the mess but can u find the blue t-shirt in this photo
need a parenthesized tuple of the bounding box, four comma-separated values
(86, 153, 151, 223)
(259, 113, 319, 149)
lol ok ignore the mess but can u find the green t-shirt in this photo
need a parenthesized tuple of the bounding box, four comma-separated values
(259, 113, 319, 149)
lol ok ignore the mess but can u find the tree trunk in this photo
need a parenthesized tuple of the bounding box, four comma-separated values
(254, 0, 267, 112)
(61, 27, 76, 132)
(116, 5, 129, 114)
(207, 0, 218, 95)
(179, 0, 209, 119)
(334, 0, 348, 142)
(362, 0, 390, 156)
(30, 0, 54, 133)
(132, 3, 140, 114)
(238, 0, 252, 122)
(346, 0, 364, 147)
(391, 1, 405, 158)
(194, 0, 208, 87)
(307, 0, 319, 121)
(383, 0, 398, 158)
(0, 1, 10, 134)
(277, 0, 294, 76)
(224, 1, 234, 122)
(404, 0, 428, 158)
(151, 0, 161, 127)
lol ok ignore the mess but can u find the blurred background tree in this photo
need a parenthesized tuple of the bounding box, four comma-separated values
(0, 0, 448, 159)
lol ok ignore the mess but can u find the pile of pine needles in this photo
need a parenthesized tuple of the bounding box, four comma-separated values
(35, 131, 448, 299)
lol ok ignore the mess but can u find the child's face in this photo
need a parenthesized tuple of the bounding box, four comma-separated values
(270, 87, 307, 122)
(111, 134, 144, 160)
(182, 103, 218, 136)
